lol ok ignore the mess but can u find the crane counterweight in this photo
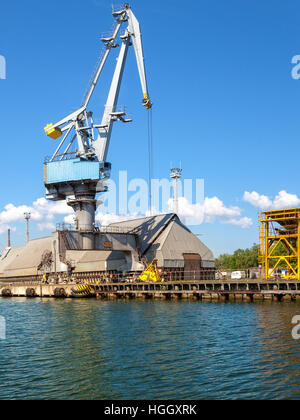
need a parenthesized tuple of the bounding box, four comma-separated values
(44, 124, 62, 140)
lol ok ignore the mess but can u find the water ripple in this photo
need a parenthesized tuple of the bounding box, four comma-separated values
(0, 299, 300, 399)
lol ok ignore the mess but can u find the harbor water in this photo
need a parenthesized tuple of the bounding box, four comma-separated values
(0, 298, 300, 400)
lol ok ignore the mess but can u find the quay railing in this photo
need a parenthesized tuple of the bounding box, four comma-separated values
(2, 267, 300, 288)
(56, 222, 138, 235)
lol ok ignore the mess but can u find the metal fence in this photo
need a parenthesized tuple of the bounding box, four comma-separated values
(56, 222, 137, 235)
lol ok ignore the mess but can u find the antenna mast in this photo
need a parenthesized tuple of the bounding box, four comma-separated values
(24, 212, 31, 244)
(170, 167, 182, 215)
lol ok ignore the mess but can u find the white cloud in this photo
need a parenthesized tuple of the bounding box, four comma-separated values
(95, 196, 251, 229)
(203, 197, 241, 219)
(0, 204, 36, 224)
(273, 191, 300, 209)
(168, 197, 204, 224)
(222, 217, 253, 229)
(243, 191, 272, 209)
(64, 214, 76, 225)
(168, 196, 252, 228)
(33, 198, 73, 216)
(95, 212, 138, 226)
(0, 224, 13, 235)
(0, 192, 253, 237)
(37, 222, 56, 231)
(0, 197, 73, 234)
(244, 190, 300, 210)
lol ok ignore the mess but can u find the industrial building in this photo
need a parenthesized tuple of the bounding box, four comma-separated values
(0, 214, 215, 282)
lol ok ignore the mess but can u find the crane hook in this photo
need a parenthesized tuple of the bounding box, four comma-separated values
(143, 93, 152, 109)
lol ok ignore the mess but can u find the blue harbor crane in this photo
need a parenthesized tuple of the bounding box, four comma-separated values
(43, 4, 152, 249)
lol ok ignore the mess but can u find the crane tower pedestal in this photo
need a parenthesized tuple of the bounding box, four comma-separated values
(67, 195, 97, 250)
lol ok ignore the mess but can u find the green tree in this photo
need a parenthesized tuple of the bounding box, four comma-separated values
(216, 244, 259, 270)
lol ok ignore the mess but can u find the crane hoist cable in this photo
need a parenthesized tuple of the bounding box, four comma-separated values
(148, 108, 153, 215)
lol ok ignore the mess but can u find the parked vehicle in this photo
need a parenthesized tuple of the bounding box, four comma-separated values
(231, 271, 246, 280)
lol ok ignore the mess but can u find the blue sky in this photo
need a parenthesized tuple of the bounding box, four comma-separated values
(1, 0, 300, 256)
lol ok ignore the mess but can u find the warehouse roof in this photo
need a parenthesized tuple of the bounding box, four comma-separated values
(150, 219, 214, 262)
(0, 236, 53, 277)
(109, 213, 177, 255)
(109, 213, 214, 264)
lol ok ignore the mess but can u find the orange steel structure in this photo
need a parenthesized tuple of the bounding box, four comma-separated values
(259, 208, 300, 280)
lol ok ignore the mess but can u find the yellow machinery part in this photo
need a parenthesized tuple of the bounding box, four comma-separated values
(143, 93, 152, 110)
(75, 283, 93, 295)
(44, 123, 63, 140)
(139, 259, 162, 282)
(259, 208, 300, 280)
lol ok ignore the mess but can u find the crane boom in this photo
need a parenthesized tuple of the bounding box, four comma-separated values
(82, 21, 123, 109)
(126, 5, 151, 109)
(94, 35, 131, 162)
(94, 4, 152, 162)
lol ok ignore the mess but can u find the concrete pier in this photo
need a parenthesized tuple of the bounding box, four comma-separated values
(0, 283, 77, 298)
(2, 279, 300, 301)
